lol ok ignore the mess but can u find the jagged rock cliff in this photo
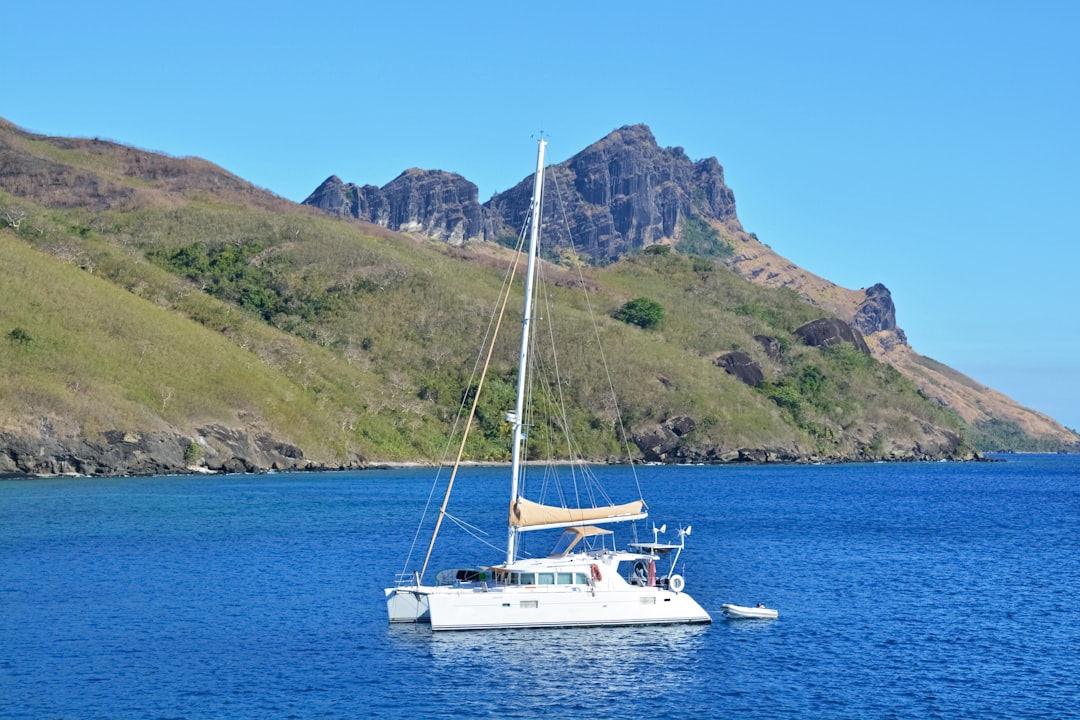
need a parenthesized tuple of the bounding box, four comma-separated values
(0, 426, 362, 477)
(305, 169, 484, 245)
(304, 124, 743, 262)
(483, 125, 742, 262)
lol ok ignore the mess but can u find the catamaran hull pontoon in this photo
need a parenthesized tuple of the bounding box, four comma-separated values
(389, 585, 710, 631)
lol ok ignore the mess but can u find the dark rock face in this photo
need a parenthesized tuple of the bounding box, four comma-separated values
(716, 351, 764, 387)
(795, 317, 871, 354)
(303, 175, 352, 217)
(484, 125, 741, 263)
(196, 425, 310, 473)
(630, 415, 807, 463)
(754, 335, 782, 360)
(913, 424, 965, 458)
(0, 430, 187, 477)
(851, 283, 907, 344)
(304, 124, 742, 264)
(304, 169, 484, 246)
(0, 426, 363, 477)
(632, 416, 697, 462)
(380, 169, 484, 245)
(725, 447, 804, 463)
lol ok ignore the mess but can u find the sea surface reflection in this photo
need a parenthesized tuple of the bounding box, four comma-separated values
(386, 623, 710, 718)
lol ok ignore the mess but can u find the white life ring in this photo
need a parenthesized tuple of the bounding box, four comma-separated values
(669, 574, 685, 593)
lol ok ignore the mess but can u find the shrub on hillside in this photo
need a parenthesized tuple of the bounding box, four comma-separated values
(613, 297, 664, 329)
(8, 327, 32, 345)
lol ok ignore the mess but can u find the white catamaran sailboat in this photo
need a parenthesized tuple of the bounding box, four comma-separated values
(384, 139, 711, 631)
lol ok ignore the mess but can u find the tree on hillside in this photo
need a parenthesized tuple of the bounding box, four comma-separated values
(613, 297, 664, 329)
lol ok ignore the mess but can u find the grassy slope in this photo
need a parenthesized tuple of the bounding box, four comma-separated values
(722, 230, 1080, 452)
(595, 252, 967, 455)
(0, 123, 978, 463)
(0, 230, 391, 461)
(0, 197, 972, 462)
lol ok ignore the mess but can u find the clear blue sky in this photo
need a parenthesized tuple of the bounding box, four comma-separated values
(3, 1, 1078, 432)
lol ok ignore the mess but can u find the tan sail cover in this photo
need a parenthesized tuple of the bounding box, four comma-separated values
(510, 497, 646, 529)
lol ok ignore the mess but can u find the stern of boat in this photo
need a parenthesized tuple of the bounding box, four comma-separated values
(386, 586, 432, 623)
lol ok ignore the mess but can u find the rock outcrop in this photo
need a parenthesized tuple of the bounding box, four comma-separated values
(304, 124, 743, 263)
(632, 416, 697, 463)
(484, 125, 741, 262)
(852, 283, 907, 341)
(795, 317, 871, 354)
(304, 169, 484, 246)
(628, 415, 975, 465)
(754, 335, 783, 360)
(716, 350, 765, 387)
(0, 426, 365, 477)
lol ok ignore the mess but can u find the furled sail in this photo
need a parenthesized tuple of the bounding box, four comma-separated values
(509, 497, 647, 531)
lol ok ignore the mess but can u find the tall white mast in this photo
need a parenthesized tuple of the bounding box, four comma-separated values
(507, 138, 546, 564)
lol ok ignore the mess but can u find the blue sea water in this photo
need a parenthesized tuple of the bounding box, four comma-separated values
(2, 455, 1078, 719)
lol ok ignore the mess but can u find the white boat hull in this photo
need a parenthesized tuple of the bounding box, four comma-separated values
(390, 583, 711, 631)
(386, 586, 432, 623)
(720, 603, 778, 620)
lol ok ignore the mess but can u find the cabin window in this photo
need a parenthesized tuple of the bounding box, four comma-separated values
(575, 573, 588, 585)
(509, 572, 520, 584)
(519, 572, 535, 585)
(557, 572, 574, 585)
(537, 573, 555, 585)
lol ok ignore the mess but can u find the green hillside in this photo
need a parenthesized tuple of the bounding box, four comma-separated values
(0, 123, 978, 472)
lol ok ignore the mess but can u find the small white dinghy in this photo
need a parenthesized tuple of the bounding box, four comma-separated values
(721, 603, 778, 620)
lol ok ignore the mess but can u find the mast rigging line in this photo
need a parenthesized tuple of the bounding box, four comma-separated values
(547, 168, 646, 506)
(442, 512, 504, 555)
(417, 224, 529, 582)
(399, 208, 534, 584)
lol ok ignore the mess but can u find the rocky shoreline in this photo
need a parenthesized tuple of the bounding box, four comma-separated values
(0, 421, 982, 480)
(0, 426, 364, 479)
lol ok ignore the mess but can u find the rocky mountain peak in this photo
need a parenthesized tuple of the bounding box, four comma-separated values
(304, 168, 483, 246)
(304, 175, 350, 216)
(303, 124, 742, 262)
(484, 124, 742, 262)
(852, 283, 902, 335)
